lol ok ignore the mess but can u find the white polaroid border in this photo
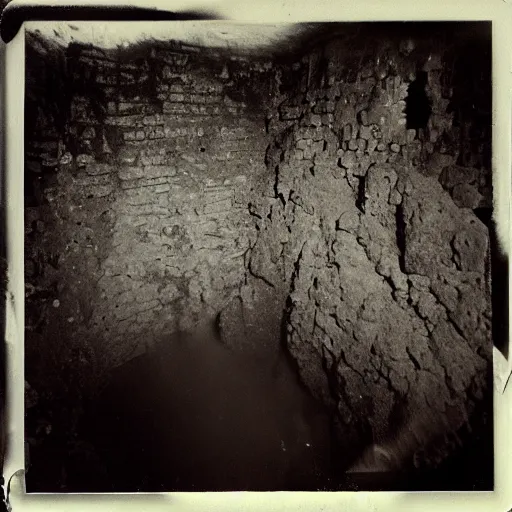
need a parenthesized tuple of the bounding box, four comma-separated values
(3, 1, 511, 511)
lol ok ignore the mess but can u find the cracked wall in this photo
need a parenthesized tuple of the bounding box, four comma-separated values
(238, 27, 492, 469)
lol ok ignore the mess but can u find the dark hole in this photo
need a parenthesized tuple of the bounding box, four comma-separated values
(395, 205, 407, 273)
(200, 147, 206, 152)
(473, 207, 492, 227)
(355, 176, 366, 214)
(405, 71, 432, 132)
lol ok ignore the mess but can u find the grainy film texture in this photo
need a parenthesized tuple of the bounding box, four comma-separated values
(23, 22, 493, 492)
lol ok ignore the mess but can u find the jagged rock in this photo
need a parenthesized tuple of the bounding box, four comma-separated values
(439, 165, 479, 190)
(451, 183, 484, 209)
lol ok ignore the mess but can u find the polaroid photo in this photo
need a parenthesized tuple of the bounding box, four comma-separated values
(2, 1, 511, 510)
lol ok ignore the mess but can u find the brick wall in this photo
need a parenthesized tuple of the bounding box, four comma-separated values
(25, 37, 274, 374)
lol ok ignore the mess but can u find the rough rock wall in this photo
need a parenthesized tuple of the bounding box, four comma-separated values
(241, 28, 492, 468)
(25, 36, 274, 384)
(25, 25, 492, 477)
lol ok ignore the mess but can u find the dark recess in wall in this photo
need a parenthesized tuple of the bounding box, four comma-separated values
(405, 70, 432, 133)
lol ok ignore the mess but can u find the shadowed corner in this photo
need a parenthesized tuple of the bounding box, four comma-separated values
(0, 3, 224, 45)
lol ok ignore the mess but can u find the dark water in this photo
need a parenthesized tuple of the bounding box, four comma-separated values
(81, 325, 333, 492)
(25, 324, 492, 492)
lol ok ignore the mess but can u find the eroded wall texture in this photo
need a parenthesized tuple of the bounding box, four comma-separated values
(240, 26, 493, 468)
(25, 36, 275, 381)
(25, 23, 492, 478)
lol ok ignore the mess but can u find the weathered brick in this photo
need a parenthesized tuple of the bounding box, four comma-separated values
(122, 180, 171, 194)
(86, 163, 112, 176)
(118, 146, 139, 165)
(124, 130, 146, 142)
(121, 165, 177, 182)
(119, 102, 142, 114)
(163, 103, 190, 114)
(117, 203, 171, 216)
(140, 153, 166, 166)
(164, 126, 189, 138)
(190, 104, 209, 115)
(144, 165, 177, 179)
(280, 105, 302, 120)
(75, 173, 112, 187)
(143, 115, 164, 126)
(147, 127, 165, 139)
(119, 166, 144, 181)
(189, 94, 206, 104)
(367, 139, 378, 152)
(303, 146, 313, 160)
(84, 184, 114, 198)
(203, 198, 232, 214)
(120, 177, 169, 190)
(76, 154, 95, 167)
(194, 82, 224, 94)
(220, 127, 247, 141)
(119, 72, 136, 85)
(311, 141, 325, 154)
(296, 139, 308, 151)
(169, 84, 186, 93)
(358, 125, 372, 140)
(169, 93, 185, 102)
(105, 115, 142, 128)
(342, 124, 352, 141)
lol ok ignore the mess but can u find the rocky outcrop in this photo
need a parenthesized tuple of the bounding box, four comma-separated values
(241, 31, 492, 469)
